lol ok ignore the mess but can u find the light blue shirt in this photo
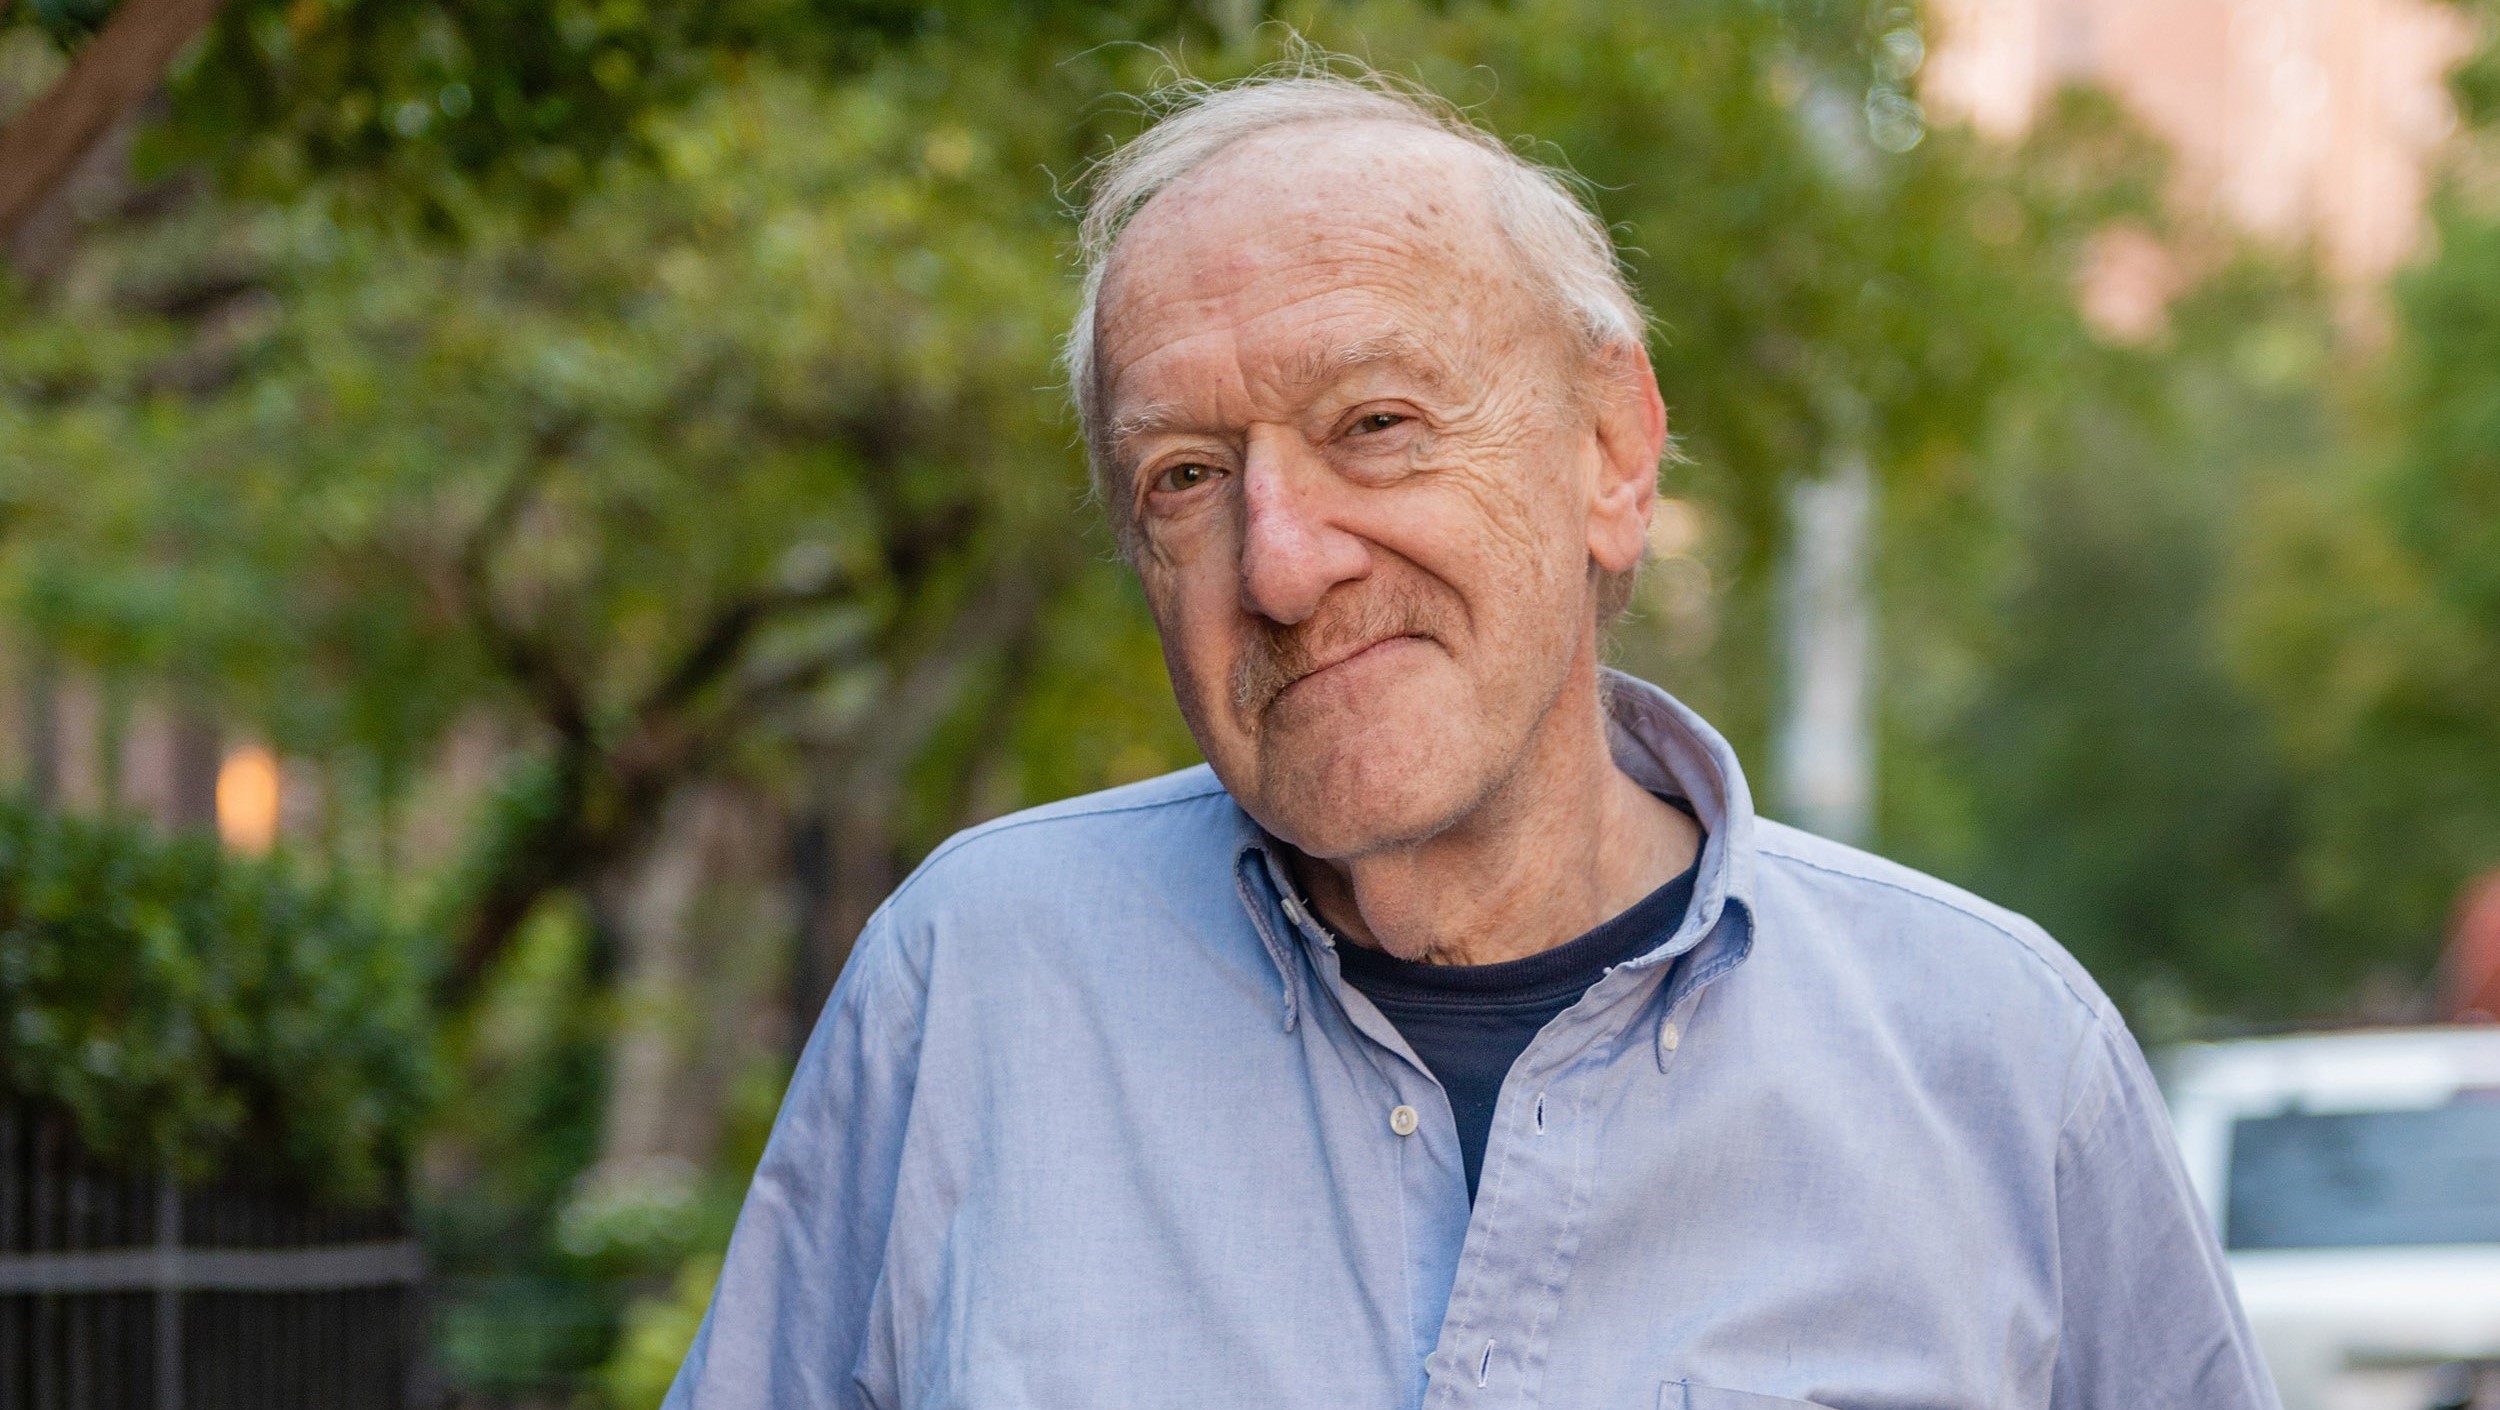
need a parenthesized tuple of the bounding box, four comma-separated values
(667, 673, 2278, 1410)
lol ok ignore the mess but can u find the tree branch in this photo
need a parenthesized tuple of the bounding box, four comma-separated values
(0, 0, 227, 244)
(633, 567, 864, 726)
(456, 423, 591, 745)
(836, 561, 1042, 770)
(436, 742, 603, 1007)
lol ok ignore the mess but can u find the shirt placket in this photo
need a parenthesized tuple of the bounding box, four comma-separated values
(1255, 849, 1476, 1380)
(1247, 838, 1736, 1410)
(1417, 966, 1660, 1409)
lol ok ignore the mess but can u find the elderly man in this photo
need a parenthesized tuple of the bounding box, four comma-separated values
(667, 71, 2277, 1410)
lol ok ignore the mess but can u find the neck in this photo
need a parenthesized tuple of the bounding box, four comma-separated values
(1291, 663, 1701, 967)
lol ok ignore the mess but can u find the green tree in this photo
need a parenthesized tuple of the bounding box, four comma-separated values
(0, 0, 1212, 244)
(3, 47, 1200, 986)
(2227, 0, 2500, 1006)
(1888, 255, 2352, 1027)
(7, 44, 1207, 1392)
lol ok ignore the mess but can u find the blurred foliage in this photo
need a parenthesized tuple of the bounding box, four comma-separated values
(421, 890, 782, 1394)
(0, 47, 1204, 998)
(2446, 0, 2500, 131)
(2215, 0, 2500, 1017)
(1886, 257, 2349, 1029)
(419, 895, 616, 1391)
(5, 16, 1211, 1393)
(0, 794, 427, 1196)
(1, 0, 1220, 228)
(602, 1251, 723, 1410)
(18, 0, 117, 47)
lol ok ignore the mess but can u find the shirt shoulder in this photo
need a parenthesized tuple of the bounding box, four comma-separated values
(858, 765, 1245, 978)
(1752, 818, 2117, 1020)
(1746, 819, 2133, 1134)
(891, 764, 1233, 898)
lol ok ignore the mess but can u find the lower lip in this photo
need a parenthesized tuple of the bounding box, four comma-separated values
(1286, 636, 1426, 697)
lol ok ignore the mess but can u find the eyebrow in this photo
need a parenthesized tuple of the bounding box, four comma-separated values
(1106, 401, 1189, 444)
(1282, 330, 1454, 395)
(1107, 331, 1456, 449)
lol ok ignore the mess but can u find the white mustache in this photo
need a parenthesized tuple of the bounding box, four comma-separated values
(1231, 581, 1453, 724)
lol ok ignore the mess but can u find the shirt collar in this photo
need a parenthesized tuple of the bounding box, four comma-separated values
(1228, 669, 1761, 1029)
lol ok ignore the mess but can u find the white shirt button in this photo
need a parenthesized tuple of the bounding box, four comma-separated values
(1389, 1104, 1420, 1136)
(1282, 895, 1307, 927)
(1659, 1020, 1682, 1055)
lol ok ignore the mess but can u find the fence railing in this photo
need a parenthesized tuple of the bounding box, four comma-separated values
(0, 1105, 421, 1410)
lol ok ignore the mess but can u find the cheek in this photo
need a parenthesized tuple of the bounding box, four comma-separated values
(1141, 561, 1240, 715)
(1427, 433, 1593, 598)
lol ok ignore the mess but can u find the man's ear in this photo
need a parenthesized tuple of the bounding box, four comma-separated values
(1585, 340, 1667, 576)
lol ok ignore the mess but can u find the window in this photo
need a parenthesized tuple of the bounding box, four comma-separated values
(2227, 1095, 2500, 1250)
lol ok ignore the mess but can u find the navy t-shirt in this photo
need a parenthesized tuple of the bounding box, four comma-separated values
(1333, 830, 1701, 1201)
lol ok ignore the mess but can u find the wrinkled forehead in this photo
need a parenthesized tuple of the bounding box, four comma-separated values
(1093, 122, 1538, 413)
(1107, 121, 1513, 283)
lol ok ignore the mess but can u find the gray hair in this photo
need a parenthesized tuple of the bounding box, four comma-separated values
(1063, 60, 1652, 552)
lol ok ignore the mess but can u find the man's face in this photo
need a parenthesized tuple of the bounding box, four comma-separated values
(1092, 123, 1656, 859)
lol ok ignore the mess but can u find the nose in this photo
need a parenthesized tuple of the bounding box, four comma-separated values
(1237, 428, 1369, 625)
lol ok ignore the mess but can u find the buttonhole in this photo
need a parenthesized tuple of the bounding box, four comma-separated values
(1477, 1339, 1495, 1387)
(1533, 1093, 1546, 1134)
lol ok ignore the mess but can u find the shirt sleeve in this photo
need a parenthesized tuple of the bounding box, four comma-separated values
(2049, 1007, 2281, 1410)
(664, 907, 926, 1410)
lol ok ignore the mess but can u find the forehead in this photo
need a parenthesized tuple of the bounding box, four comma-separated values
(1094, 122, 1531, 419)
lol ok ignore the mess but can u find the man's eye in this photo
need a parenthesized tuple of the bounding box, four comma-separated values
(1156, 462, 1223, 492)
(1351, 412, 1406, 435)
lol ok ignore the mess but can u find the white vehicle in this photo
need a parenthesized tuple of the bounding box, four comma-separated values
(2165, 1025, 2500, 1410)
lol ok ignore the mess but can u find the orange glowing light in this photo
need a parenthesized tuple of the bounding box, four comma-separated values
(216, 746, 281, 855)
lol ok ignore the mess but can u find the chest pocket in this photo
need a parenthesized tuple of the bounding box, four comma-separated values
(1662, 1384, 1834, 1410)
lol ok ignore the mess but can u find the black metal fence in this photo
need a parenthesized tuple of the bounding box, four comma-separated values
(0, 1106, 422, 1410)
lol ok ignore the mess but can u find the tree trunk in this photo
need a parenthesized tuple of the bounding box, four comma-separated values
(782, 565, 1048, 1048)
(787, 777, 902, 1051)
(167, 703, 221, 832)
(1776, 451, 1877, 844)
(15, 639, 59, 810)
(0, 0, 225, 251)
(588, 779, 792, 1186)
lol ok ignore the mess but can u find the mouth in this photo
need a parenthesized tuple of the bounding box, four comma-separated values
(1279, 633, 1430, 699)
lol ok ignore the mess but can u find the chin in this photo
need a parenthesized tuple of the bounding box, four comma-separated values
(1248, 712, 1486, 859)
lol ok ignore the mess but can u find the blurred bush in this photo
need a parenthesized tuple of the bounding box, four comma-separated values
(602, 1252, 723, 1410)
(0, 796, 429, 1195)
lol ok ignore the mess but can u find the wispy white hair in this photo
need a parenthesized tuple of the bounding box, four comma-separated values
(1064, 58, 1652, 550)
